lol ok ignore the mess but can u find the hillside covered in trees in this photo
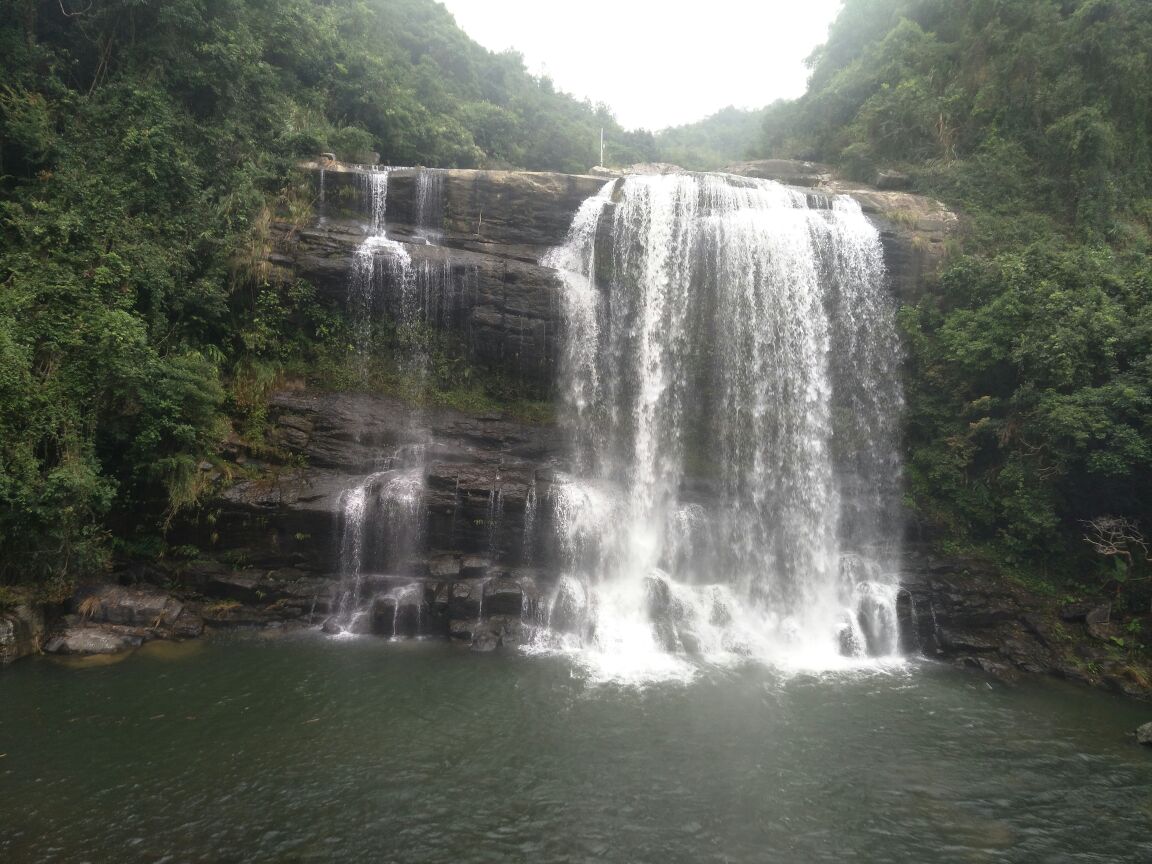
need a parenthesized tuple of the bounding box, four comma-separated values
(760, 0, 1152, 597)
(0, 0, 654, 592)
(652, 106, 768, 171)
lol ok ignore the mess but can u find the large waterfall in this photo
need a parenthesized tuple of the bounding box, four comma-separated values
(322, 166, 905, 679)
(533, 174, 903, 679)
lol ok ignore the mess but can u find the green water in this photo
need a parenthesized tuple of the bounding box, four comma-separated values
(2, 633, 1150, 863)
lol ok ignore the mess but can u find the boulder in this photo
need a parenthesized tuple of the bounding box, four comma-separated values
(1085, 604, 1112, 626)
(1058, 603, 1095, 622)
(874, 170, 912, 190)
(483, 577, 527, 616)
(470, 628, 501, 652)
(169, 609, 206, 639)
(487, 614, 527, 647)
(448, 580, 484, 620)
(449, 619, 476, 642)
(429, 554, 462, 579)
(44, 625, 142, 656)
(1138, 722, 1152, 746)
(75, 584, 185, 628)
(723, 159, 833, 187)
(460, 557, 492, 579)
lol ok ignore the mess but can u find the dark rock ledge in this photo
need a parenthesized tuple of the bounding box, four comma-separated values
(900, 548, 1152, 698)
(7, 550, 1152, 701)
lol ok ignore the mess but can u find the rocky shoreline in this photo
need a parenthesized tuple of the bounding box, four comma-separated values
(4, 550, 1150, 703)
(2, 383, 1147, 698)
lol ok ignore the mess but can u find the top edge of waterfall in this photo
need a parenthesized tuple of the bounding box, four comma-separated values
(573, 171, 866, 213)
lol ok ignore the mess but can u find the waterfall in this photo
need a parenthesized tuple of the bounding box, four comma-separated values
(332, 457, 426, 634)
(348, 170, 412, 385)
(330, 167, 462, 634)
(318, 166, 326, 225)
(535, 173, 903, 679)
(521, 480, 538, 564)
(414, 168, 446, 241)
(485, 475, 504, 560)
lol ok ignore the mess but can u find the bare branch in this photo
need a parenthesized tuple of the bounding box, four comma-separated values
(1081, 516, 1150, 562)
(58, 0, 93, 18)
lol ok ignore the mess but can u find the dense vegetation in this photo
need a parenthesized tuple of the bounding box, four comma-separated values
(762, 0, 1152, 598)
(653, 106, 767, 171)
(0, 0, 653, 591)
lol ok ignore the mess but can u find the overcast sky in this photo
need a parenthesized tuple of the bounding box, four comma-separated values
(436, 0, 844, 131)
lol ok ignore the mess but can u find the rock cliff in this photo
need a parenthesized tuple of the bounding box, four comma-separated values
(278, 166, 611, 389)
(22, 161, 1141, 697)
(275, 161, 959, 392)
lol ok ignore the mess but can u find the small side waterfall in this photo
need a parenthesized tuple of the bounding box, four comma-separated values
(414, 168, 445, 240)
(532, 173, 904, 679)
(329, 167, 467, 635)
(521, 481, 538, 564)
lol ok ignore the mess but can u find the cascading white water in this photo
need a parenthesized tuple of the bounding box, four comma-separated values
(521, 481, 538, 564)
(414, 168, 445, 241)
(535, 173, 903, 680)
(332, 167, 463, 633)
(333, 460, 426, 634)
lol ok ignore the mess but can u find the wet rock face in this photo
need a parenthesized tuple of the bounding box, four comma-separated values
(897, 549, 1151, 697)
(285, 163, 959, 391)
(284, 166, 612, 389)
(0, 605, 45, 665)
(288, 572, 540, 650)
(827, 184, 959, 303)
(149, 384, 564, 655)
(282, 219, 566, 388)
(196, 390, 564, 577)
(386, 168, 611, 251)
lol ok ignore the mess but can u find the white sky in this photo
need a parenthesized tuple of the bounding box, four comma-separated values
(436, 0, 844, 130)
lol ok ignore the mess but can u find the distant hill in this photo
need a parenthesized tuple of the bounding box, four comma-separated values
(653, 106, 768, 171)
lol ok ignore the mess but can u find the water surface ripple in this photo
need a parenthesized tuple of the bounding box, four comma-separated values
(2, 634, 1150, 863)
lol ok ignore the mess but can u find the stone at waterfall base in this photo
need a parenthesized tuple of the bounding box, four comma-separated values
(44, 625, 143, 656)
(40, 584, 207, 658)
(1137, 722, 1152, 746)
